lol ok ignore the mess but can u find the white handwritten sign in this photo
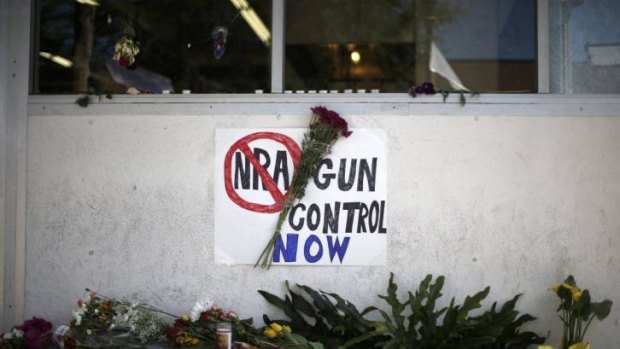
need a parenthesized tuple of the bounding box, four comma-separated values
(214, 128, 387, 265)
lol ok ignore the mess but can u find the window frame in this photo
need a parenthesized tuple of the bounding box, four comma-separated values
(24, 0, 620, 115)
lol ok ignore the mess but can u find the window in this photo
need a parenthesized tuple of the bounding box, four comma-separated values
(35, 0, 271, 94)
(32, 0, 620, 95)
(285, 0, 536, 93)
(548, 0, 620, 94)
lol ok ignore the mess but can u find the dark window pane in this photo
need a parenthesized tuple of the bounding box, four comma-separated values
(35, 0, 271, 94)
(285, 0, 536, 93)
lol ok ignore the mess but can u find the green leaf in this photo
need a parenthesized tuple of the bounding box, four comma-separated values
(339, 329, 388, 349)
(362, 306, 396, 333)
(290, 290, 316, 318)
(446, 335, 495, 348)
(593, 300, 613, 320)
(441, 90, 449, 102)
(564, 275, 577, 287)
(308, 341, 325, 349)
(458, 286, 490, 321)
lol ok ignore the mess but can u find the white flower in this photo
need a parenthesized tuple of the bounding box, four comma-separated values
(3, 329, 22, 339)
(86, 329, 92, 335)
(73, 312, 83, 326)
(94, 309, 99, 315)
(109, 324, 116, 330)
(189, 299, 214, 322)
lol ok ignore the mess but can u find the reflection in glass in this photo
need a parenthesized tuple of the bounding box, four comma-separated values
(35, 0, 271, 94)
(285, 0, 536, 93)
(549, 0, 620, 94)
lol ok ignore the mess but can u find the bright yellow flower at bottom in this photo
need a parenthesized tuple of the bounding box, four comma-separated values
(263, 328, 277, 339)
(270, 323, 283, 333)
(538, 346, 555, 349)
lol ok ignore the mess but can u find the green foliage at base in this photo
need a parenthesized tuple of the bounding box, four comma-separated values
(260, 274, 545, 349)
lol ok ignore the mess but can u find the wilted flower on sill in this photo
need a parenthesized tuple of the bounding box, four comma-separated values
(408, 82, 436, 97)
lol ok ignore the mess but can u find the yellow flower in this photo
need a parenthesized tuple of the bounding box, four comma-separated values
(549, 284, 561, 293)
(568, 343, 591, 349)
(538, 346, 555, 349)
(270, 323, 283, 333)
(549, 283, 582, 301)
(263, 328, 277, 339)
(181, 314, 190, 322)
(282, 325, 292, 333)
(571, 288, 583, 301)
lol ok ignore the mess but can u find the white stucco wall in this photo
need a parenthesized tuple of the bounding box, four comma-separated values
(24, 104, 620, 347)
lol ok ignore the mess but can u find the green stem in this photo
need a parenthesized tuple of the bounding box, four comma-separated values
(255, 196, 294, 269)
(579, 314, 596, 343)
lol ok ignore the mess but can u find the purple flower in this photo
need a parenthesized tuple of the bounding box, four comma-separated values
(214, 43, 226, 59)
(408, 81, 436, 97)
(17, 317, 52, 349)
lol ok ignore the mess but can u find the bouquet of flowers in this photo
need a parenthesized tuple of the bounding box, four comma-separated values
(0, 317, 53, 349)
(540, 276, 613, 349)
(63, 289, 168, 348)
(113, 26, 140, 69)
(165, 299, 263, 348)
(255, 106, 352, 269)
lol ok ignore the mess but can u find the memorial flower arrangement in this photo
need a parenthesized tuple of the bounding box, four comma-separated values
(255, 106, 352, 269)
(62, 289, 168, 347)
(0, 317, 53, 349)
(165, 299, 258, 348)
(1, 274, 552, 349)
(539, 276, 612, 349)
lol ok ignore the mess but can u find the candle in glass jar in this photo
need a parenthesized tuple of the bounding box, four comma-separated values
(216, 322, 232, 349)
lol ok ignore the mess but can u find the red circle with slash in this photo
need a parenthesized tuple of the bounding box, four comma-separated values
(224, 132, 301, 213)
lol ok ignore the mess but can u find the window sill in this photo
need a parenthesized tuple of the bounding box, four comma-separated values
(27, 93, 620, 117)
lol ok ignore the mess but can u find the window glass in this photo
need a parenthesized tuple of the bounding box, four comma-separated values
(284, 0, 537, 93)
(35, 0, 271, 94)
(549, 0, 620, 94)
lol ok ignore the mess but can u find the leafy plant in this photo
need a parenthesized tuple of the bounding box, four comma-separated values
(259, 281, 385, 348)
(341, 273, 544, 349)
(545, 275, 613, 349)
(468, 295, 546, 349)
